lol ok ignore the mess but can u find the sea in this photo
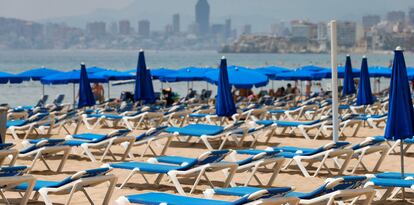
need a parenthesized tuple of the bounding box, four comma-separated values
(0, 49, 411, 107)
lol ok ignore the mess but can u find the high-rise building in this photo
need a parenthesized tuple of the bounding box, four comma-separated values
(138, 20, 150, 38)
(119, 20, 131, 35)
(386, 11, 405, 24)
(337, 21, 357, 48)
(241, 24, 252, 35)
(409, 8, 414, 25)
(317, 22, 328, 41)
(195, 0, 210, 35)
(109, 22, 118, 35)
(224, 18, 231, 38)
(362, 15, 380, 29)
(172, 14, 180, 34)
(290, 20, 317, 40)
(86, 21, 106, 38)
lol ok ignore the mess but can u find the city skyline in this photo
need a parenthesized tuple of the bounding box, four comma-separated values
(1, 0, 414, 32)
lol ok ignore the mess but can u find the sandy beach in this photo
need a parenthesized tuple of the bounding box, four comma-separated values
(2, 119, 412, 205)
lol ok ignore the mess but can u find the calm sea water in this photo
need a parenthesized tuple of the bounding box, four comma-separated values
(0, 49, 410, 106)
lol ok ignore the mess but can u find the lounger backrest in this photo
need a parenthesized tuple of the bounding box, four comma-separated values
(236, 150, 280, 166)
(351, 136, 385, 150)
(195, 150, 231, 166)
(232, 187, 292, 205)
(107, 129, 130, 138)
(135, 126, 168, 141)
(28, 113, 49, 123)
(306, 141, 350, 155)
(224, 121, 244, 132)
(20, 139, 66, 154)
(301, 176, 367, 199)
(0, 166, 28, 177)
(0, 143, 15, 150)
(53, 94, 65, 105)
(54, 167, 112, 188)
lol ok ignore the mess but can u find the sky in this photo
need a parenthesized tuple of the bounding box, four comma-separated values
(1, 0, 414, 31)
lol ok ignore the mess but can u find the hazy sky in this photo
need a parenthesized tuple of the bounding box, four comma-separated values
(1, 0, 414, 31)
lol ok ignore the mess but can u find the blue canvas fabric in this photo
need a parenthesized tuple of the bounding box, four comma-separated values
(342, 55, 356, 95)
(368, 66, 392, 78)
(165, 124, 224, 136)
(255, 66, 289, 80)
(356, 57, 374, 105)
(124, 192, 235, 205)
(78, 64, 96, 108)
(160, 67, 212, 82)
(205, 65, 269, 89)
(18, 68, 62, 81)
(0, 71, 26, 84)
(376, 172, 414, 179)
(134, 51, 156, 104)
(216, 58, 237, 117)
(94, 70, 134, 81)
(40, 70, 108, 85)
(370, 178, 414, 188)
(384, 49, 414, 141)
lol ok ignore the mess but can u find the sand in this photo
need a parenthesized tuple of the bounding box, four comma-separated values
(3, 120, 414, 204)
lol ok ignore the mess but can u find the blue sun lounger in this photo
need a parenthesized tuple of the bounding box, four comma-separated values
(365, 172, 414, 200)
(0, 166, 35, 205)
(121, 126, 171, 158)
(0, 143, 18, 167)
(109, 150, 238, 195)
(115, 187, 299, 205)
(209, 176, 374, 205)
(164, 121, 244, 150)
(237, 142, 352, 177)
(13, 167, 116, 205)
(7, 112, 50, 140)
(256, 119, 326, 140)
(64, 129, 133, 162)
(19, 138, 71, 173)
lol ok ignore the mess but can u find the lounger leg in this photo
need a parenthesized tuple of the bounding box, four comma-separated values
(168, 172, 187, 196)
(102, 176, 117, 205)
(81, 144, 97, 162)
(39, 189, 53, 205)
(190, 171, 205, 194)
(200, 136, 214, 150)
(0, 191, 10, 205)
(294, 157, 311, 177)
(373, 148, 388, 172)
(118, 170, 137, 189)
(80, 188, 94, 204)
(57, 148, 71, 172)
(64, 185, 78, 205)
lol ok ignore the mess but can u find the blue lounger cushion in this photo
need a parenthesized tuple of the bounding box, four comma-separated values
(165, 124, 224, 136)
(370, 178, 414, 188)
(155, 156, 196, 165)
(87, 114, 123, 119)
(189, 113, 210, 118)
(124, 192, 235, 205)
(15, 167, 110, 191)
(213, 186, 292, 197)
(19, 139, 65, 154)
(110, 161, 195, 174)
(71, 133, 108, 141)
(6, 120, 28, 128)
(0, 143, 15, 150)
(256, 120, 320, 127)
(0, 166, 28, 177)
(351, 137, 385, 150)
(376, 172, 414, 179)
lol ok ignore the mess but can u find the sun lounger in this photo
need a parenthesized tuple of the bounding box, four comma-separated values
(13, 167, 116, 205)
(121, 126, 171, 158)
(108, 150, 237, 195)
(164, 121, 244, 150)
(116, 186, 298, 205)
(7, 112, 50, 140)
(122, 112, 164, 130)
(209, 176, 374, 205)
(0, 166, 35, 205)
(0, 143, 18, 167)
(365, 172, 414, 200)
(238, 142, 352, 177)
(64, 129, 134, 162)
(228, 150, 285, 187)
(347, 136, 388, 174)
(256, 118, 326, 141)
(20, 139, 71, 173)
(38, 110, 79, 135)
